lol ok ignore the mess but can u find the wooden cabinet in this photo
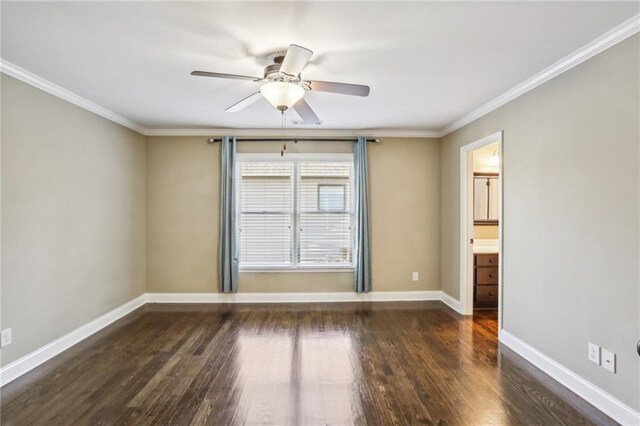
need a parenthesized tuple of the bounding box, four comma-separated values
(473, 174, 499, 225)
(474, 253, 499, 309)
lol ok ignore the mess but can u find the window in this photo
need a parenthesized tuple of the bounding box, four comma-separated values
(318, 185, 346, 212)
(237, 154, 354, 269)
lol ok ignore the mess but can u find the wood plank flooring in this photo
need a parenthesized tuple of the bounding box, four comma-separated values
(0, 302, 614, 425)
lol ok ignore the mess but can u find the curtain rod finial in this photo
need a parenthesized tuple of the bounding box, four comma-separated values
(208, 138, 216, 144)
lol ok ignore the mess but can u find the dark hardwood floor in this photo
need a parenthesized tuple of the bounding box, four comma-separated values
(1, 302, 614, 425)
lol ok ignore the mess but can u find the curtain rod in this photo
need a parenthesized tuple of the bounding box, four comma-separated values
(207, 137, 380, 144)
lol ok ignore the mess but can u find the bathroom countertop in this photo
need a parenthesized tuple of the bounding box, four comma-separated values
(473, 239, 499, 254)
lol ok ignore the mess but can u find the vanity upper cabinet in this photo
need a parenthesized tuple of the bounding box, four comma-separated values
(474, 174, 499, 224)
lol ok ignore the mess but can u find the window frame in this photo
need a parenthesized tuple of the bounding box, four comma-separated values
(236, 153, 356, 273)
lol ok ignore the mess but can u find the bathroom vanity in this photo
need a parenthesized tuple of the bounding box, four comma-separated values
(473, 240, 499, 309)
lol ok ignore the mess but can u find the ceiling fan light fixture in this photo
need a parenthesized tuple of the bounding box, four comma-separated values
(260, 82, 304, 111)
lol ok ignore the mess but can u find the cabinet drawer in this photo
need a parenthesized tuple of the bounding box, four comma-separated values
(475, 285, 498, 305)
(476, 267, 499, 284)
(475, 253, 498, 266)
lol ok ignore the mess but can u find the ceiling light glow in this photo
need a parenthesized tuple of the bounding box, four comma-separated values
(260, 82, 304, 112)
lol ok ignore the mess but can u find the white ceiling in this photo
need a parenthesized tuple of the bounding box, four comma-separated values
(1, 2, 638, 133)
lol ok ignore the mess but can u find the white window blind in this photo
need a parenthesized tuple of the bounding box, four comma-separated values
(298, 162, 353, 266)
(237, 155, 354, 269)
(238, 162, 293, 266)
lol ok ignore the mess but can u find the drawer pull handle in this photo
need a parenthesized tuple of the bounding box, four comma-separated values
(489, 292, 495, 296)
(489, 259, 494, 263)
(489, 274, 494, 278)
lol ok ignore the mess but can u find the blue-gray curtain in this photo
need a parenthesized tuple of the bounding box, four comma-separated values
(354, 136, 371, 293)
(219, 136, 239, 293)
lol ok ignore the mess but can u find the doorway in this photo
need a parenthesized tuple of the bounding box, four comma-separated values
(459, 131, 503, 334)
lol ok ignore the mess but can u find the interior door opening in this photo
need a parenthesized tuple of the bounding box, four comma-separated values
(459, 131, 503, 335)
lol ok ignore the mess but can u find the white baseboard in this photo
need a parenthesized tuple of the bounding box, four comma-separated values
(11, 290, 636, 426)
(146, 290, 442, 304)
(0, 290, 444, 387)
(0, 294, 147, 387)
(439, 291, 464, 314)
(499, 330, 640, 426)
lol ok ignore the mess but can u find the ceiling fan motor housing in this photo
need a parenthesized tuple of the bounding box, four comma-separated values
(263, 52, 301, 83)
(263, 63, 282, 79)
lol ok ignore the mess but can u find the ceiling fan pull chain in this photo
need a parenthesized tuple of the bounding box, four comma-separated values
(281, 109, 287, 156)
(280, 110, 285, 157)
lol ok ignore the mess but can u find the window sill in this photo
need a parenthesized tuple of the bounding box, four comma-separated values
(240, 267, 354, 274)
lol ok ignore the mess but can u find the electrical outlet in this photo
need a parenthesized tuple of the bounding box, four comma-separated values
(1, 328, 12, 347)
(412, 272, 419, 281)
(601, 348, 616, 373)
(588, 342, 600, 365)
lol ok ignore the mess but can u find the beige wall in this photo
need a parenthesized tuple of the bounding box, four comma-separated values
(146, 137, 440, 293)
(1, 75, 147, 366)
(440, 35, 639, 410)
(473, 225, 498, 240)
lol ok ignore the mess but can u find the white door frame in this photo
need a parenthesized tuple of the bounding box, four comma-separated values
(459, 131, 504, 330)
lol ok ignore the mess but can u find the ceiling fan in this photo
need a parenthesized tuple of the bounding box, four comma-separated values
(191, 44, 370, 124)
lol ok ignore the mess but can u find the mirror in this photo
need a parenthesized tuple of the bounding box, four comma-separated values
(474, 173, 499, 225)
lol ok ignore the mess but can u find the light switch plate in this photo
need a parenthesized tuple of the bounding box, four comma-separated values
(412, 272, 419, 281)
(588, 342, 600, 365)
(601, 348, 616, 373)
(1, 328, 12, 347)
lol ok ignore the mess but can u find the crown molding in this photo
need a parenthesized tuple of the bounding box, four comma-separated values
(0, 59, 439, 139)
(144, 128, 442, 138)
(439, 13, 640, 137)
(3, 13, 638, 140)
(0, 59, 148, 135)
(0, 61, 439, 139)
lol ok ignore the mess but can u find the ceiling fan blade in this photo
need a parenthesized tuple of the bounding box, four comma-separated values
(225, 92, 263, 112)
(306, 80, 370, 97)
(280, 44, 313, 77)
(292, 98, 320, 124)
(191, 71, 260, 81)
